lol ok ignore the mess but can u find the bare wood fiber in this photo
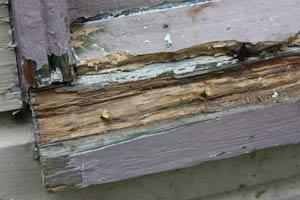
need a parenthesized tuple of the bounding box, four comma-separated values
(33, 54, 300, 144)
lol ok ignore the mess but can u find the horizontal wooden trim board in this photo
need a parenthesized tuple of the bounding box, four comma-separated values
(41, 100, 300, 191)
(33, 51, 300, 144)
(24, 0, 300, 192)
(0, 0, 22, 112)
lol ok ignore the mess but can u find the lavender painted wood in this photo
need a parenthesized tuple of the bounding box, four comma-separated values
(43, 0, 71, 56)
(10, 0, 48, 67)
(10, 0, 72, 89)
(73, 0, 300, 61)
(43, 100, 300, 189)
(10, 0, 300, 87)
(11, 0, 71, 64)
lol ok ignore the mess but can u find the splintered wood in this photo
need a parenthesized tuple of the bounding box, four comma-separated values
(33, 51, 300, 144)
(28, 0, 300, 192)
(34, 39, 300, 191)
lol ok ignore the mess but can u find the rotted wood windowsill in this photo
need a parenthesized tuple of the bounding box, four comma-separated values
(33, 40, 300, 191)
(22, 0, 300, 192)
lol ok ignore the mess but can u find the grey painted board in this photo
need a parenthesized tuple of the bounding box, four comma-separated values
(0, 2, 22, 112)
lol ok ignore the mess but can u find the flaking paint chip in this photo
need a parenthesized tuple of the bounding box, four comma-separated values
(164, 33, 173, 48)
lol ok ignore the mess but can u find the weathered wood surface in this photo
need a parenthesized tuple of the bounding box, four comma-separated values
(28, 0, 300, 191)
(71, 0, 300, 64)
(10, 0, 73, 90)
(67, 0, 208, 22)
(34, 41, 300, 191)
(0, 1, 22, 112)
(41, 100, 300, 191)
(33, 47, 300, 144)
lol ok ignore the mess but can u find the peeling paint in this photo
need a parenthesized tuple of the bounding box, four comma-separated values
(10, 0, 73, 89)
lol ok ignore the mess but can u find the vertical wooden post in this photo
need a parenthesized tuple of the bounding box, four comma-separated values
(10, 0, 49, 89)
(43, 0, 73, 82)
(10, 0, 73, 94)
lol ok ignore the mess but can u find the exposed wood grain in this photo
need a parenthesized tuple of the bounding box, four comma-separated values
(32, 40, 300, 144)
(0, 2, 22, 112)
